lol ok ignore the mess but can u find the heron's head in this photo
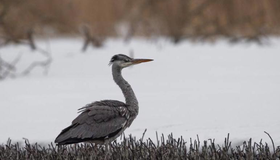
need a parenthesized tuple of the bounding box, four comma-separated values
(109, 54, 153, 69)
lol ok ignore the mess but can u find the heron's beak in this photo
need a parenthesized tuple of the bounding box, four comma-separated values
(131, 59, 153, 65)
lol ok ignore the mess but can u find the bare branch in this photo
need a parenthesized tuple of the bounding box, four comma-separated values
(26, 29, 36, 50)
(21, 47, 52, 76)
(81, 25, 103, 52)
(0, 53, 21, 80)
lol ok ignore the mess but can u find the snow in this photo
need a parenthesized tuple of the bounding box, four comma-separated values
(0, 38, 280, 146)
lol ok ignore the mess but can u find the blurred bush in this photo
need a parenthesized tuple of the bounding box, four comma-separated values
(1, 0, 280, 44)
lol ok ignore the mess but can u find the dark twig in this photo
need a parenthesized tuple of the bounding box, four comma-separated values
(264, 131, 276, 155)
(141, 129, 147, 142)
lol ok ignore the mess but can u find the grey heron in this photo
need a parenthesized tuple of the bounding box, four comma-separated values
(55, 54, 153, 145)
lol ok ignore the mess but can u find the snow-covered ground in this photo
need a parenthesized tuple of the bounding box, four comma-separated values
(0, 38, 280, 146)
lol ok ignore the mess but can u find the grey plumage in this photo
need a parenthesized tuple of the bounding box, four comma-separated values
(55, 54, 153, 145)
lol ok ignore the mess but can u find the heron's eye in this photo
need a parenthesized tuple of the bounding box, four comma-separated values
(124, 59, 129, 62)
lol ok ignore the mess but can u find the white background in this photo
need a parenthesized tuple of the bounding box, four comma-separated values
(0, 38, 279, 146)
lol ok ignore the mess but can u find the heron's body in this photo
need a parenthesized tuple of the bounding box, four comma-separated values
(55, 54, 152, 145)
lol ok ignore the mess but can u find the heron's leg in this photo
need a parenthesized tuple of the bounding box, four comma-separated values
(104, 143, 111, 160)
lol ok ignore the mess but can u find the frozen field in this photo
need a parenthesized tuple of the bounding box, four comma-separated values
(0, 38, 279, 146)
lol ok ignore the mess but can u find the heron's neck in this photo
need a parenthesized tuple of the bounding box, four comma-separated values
(112, 66, 138, 109)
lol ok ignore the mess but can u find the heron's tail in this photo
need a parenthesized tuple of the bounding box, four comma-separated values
(55, 123, 83, 145)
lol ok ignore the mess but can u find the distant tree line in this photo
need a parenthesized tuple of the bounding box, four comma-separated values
(0, 0, 280, 47)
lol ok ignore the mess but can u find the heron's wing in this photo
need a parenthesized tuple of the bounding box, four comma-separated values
(55, 101, 129, 145)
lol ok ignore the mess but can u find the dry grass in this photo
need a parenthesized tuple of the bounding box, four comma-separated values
(0, 132, 279, 159)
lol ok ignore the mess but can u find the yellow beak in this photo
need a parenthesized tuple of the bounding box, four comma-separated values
(131, 59, 153, 65)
